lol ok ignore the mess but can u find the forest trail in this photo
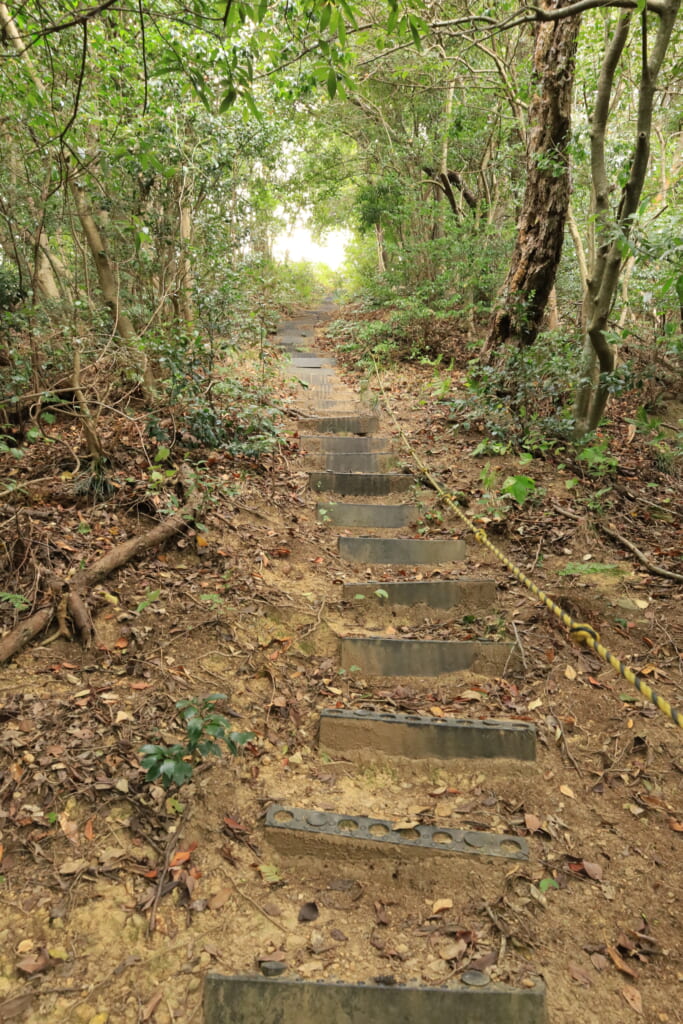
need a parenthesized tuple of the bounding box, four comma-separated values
(0, 306, 680, 1024)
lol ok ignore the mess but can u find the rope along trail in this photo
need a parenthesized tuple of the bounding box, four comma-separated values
(371, 361, 683, 732)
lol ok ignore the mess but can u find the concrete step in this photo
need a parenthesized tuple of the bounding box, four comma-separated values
(265, 805, 527, 862)
(306, 453, 396, 474)
(342, 578, 495, 608)
(338, 536, 465, 563)
(204, 973, 546, 1024)
(319, 708, 536, 761)
(310, 472, 413, 496)
(317, 502, 418, 527)
(303, 435, 392, 452)
(340, 637, 517, 677)
(300, 414, 380, 434)
(289, 356, 336, 367)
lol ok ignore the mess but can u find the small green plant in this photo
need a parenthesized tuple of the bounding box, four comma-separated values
(136, 588, 161, 613)
(576, 437, 618, 477)
(501, 474, 538, 505)
(374, 588, 389, 600)
(558, 562, 624, 576)
(0, 591, 29, 611)
(140, 694, 254, 790)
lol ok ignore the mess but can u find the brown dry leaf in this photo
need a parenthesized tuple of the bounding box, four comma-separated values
(569, 963, 592, 987)
(582, 860, 603, 881)
(208, 888, 232, 911)
(392, 820, 420, 831)
(459, 690, 482, 702)
(622, 985, 643, 1015)
(141, 990, 164, 1021)
(607, 945, 638, 979)
(16, 948, 53, 975)
(524, 812, 542, 833)
(564, 665, 578, 680)
(590, 953, 609, 972)
(439, 939, 467, 961)
(58, 858, 87, 875)
(560, 784, 576, 799)
(668, 818, 683, 832)
(431, 898, 453, 914)
(468, 949, 498, 971)
(430, 706, 445, 718)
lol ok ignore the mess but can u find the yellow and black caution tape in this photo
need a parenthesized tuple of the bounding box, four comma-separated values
(372, 361, 683, 731)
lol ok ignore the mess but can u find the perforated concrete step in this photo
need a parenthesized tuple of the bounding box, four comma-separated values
(265, 805, 528, 861)
(342, 578, 495, 607)
(310, 472, 413, 496)
(204, 974, 547, 1024)
(340, 637, 517, 677)
(301, 414, 380, 434)
(303, 435, 391, 452)
(319, 708, 536, 761)
(317, 502, 418, 527)
(338, 536, 465, 563)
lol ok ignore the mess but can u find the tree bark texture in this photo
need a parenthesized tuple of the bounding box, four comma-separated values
(485, 0, 581, 353)
(575, 0, 681, 435)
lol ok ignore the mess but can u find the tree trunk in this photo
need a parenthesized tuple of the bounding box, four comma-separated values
(574, 0, 680, 436)
(484, 0, 581, 355)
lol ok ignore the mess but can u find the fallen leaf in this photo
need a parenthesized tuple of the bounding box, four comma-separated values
(208, 888, 232, 911)
(622, 985, 643, 1015)
(668, 819, 683, 832)
(58, 858, 87, 875)
(524, 812, 542, 833)
(560, 784, 576, 799)
(141, 990, 164, 1021)
(468, 949, 498, 971)
(298, 901, 319, 923)
(392, 820, 419, 831)
(607, 945, 638, 979)
(564, 665, 577, 680)
(431, 898, 453, 914)
(582, 860, 603, 881)
(439, 939, 467, 961)
(590, 953, 609, 972)
(16, 949, 52, 975)
(528, 697, 543, 710)
(169, 850, 192, 867)
(569, 963, 592, 987)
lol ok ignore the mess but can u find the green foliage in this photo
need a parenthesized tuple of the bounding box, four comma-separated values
(501, 474, 538, 505)
(558, 562, 624, 576)
(576, 437, 618, 478)
(140, 694, 254, 791)
(444, 331, 580, 453)
(0, 592, 30, 612)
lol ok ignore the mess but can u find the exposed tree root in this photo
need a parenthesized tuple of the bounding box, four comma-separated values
(0, 466, 202, 665)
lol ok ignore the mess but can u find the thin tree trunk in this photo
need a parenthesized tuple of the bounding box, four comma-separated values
(484, 0, 581, 355)
(574, 0, 680, 436)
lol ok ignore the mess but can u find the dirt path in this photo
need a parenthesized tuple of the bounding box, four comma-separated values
(0, 306, 681, 1024)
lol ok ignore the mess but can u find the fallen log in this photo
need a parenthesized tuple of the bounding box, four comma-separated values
(0, 466, 203, 665)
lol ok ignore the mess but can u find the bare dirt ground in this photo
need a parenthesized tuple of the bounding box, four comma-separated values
(0, 308, 681, 1024)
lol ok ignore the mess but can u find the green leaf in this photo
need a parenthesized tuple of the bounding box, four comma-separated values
(219, 88, 238, 113)
(327, 68, 337, 99)
(539, 877, 559, 893)
(136, 589, 160, 613)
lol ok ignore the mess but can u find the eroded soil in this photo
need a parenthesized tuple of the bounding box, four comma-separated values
(0, 308, 681, 1024)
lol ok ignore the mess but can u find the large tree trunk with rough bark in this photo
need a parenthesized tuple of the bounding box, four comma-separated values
(484, 0, 581, 355)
